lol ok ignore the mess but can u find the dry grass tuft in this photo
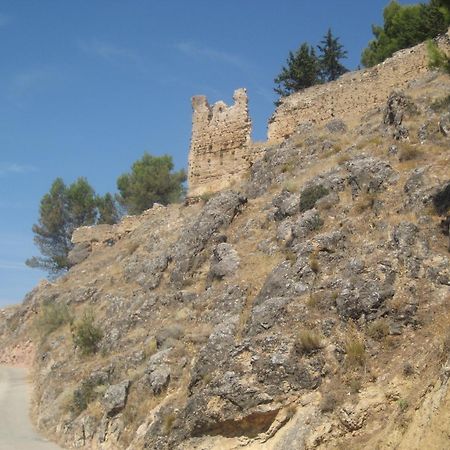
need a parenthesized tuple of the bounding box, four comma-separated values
(295, 329, 322, 355)
(345, 336, 366, 367)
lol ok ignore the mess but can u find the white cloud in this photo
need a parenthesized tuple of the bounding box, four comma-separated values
(78, 39, 141, 64)
(174, 41, 251, 72)
(0, 162, 37, 176)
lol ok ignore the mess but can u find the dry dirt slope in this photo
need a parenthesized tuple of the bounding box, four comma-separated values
(0, 67, 450, 450)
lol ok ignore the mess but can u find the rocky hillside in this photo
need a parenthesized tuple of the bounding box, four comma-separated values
(1, 67, 450, 450)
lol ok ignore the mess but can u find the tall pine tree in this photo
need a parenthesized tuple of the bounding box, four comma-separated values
(27, 178, 119, 275)
(317, 29, 348, 82)
(274, 43, 321, 99)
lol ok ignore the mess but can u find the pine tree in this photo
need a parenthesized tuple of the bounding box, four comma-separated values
(116, 153, 186, 215)
(27, 177, 119, 275)
(97, 193, 120, 225)
(317, 29, 348, 82)
(274, 43, 321, 99)
(362, 0, 450, 67)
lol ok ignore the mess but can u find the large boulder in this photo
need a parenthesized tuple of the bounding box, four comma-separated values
(102, 380, 130, 417)
(170, 191, 247, 286)
(208, 243, 240, 280)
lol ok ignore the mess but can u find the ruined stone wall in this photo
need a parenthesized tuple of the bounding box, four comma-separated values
(268, 31, 450, 143)
(187, 30, 450, 195)
(187, 88, 254, 197)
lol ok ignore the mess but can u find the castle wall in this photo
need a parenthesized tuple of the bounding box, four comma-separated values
(187, 30, 450, 196)
(268, 31, 450, 143)
(187, 88, 252, 197)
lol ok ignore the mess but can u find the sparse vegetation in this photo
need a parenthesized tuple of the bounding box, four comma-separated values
(367, 319, 389, 341)
(345, 336, 366, 367)
(200, 191, 214, 202)
(398, 398, 409, 412)
(399, 144, 422, 162)
(300, 184, 329, 212)
(162, 412, 177, 435)
(35, 301, 72, 338)
(309, 252, 320, 274)
(320, 392, 338, 413)
(354, 192, 377, 213)
(72, 310, 103, 356)
(295, 329, 322, 355)
(71, 378, 104, 416)
(347, 377, 362, 394)
(431, 94, 450, 112)
(402, 362, 414, 376)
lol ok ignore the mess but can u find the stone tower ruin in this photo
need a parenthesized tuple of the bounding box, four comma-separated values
(187, 88, 252, 198)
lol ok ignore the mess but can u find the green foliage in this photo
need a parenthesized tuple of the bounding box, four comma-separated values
(274, 30, 348, 101)
(27, 178, 119, 275)
(96, 193, 120, 225)
(274, 43, 321, 98)
(35, 301, 72, 338)
(116, 153, 186, 215)
(299, 184, 330, 212)
(318, 29, 348, 82)
(361, 0, 450, 67)
(427, 39, 450, 73)
(398, 398, 409, 412)
(72, 309, 103, 356)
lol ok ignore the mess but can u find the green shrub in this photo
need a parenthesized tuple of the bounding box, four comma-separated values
(398, 398, 409, 412)
(427, 40, 450, 74)
(35, 302, 72, 338)
(72, 310, 103, 356)
(300, 185, 329, 212)
(200, 191, 214, 203)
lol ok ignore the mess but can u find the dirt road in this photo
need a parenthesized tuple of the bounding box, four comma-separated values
(0, 366, 61, 450)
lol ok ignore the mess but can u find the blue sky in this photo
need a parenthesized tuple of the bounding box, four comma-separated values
(0, 0, 413, 306)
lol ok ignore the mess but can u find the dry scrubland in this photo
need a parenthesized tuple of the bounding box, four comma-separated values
(1, 39, 450, 450)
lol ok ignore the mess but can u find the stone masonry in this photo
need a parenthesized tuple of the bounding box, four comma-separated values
(187, 88, 253, 197)
(188, 31, 449, 197)
(267, 31, 450, 143)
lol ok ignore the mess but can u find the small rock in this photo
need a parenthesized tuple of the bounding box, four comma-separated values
(439, 112, 450, 136)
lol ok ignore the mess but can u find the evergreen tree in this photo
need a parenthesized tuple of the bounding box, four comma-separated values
(362, 0, 450, 67)
(317, 29, 348, 82)
(97, 193, 120, 225)
(116, 153, 186, 215)
(274, 43, 321, 99)
(27, 177, 119, 275)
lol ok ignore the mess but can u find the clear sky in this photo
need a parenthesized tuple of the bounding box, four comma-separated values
(0, 0, 413, 307)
